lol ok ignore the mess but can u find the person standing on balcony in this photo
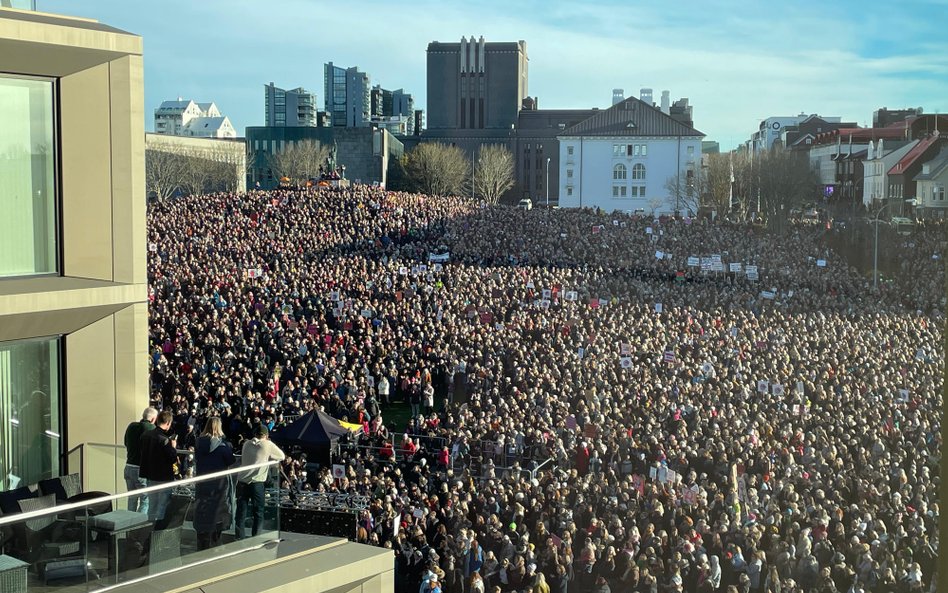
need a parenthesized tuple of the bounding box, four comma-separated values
(194, 416, 236, 550)
(235, 423, 285, 539)
(123, 406, 157, 514)
(139, 409, 178, 525)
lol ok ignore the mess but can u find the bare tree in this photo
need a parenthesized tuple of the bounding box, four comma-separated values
(404, 142, 469, 196)
(145, 147, 187, 201)
(704, 153, 734, 215)
(473, 144, 515, 205)
(664, 167, 704, 216)
(647, 197, 665, 215)
(267, 139, 329, 185)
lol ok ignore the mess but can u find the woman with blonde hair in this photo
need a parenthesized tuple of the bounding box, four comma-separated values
(531, 571, 551, 593)
(194, 416, 236, 549)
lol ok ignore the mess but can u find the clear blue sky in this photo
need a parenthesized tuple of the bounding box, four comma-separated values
(40, 0, 948, 150)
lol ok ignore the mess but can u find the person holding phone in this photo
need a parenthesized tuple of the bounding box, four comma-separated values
(139, 409, 179, 526)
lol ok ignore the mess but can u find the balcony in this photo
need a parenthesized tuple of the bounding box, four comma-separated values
(0, 445, 392, 592)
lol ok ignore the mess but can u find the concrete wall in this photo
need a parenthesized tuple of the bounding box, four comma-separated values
(0, 8, 148, 489)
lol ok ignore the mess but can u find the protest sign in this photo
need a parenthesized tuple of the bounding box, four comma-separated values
(729, 262, 742, 273)
(620, 357, 633, 369)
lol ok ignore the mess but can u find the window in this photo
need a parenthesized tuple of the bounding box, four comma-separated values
(567, 146, 574, 156)
(630, 186, 638, 197)
(935, 185, 945, 201)
(634, 145, 641, 156)
(0, 337, 61, 489)
(613, 144, 623, 157)
(567, 169, 573, 178)
(567, 187, 573, 196)
(687, 146, 694, 155)
(613, 164, 627, 180)
(612, 185, 627, 197)
(0, 75, 57, 277)
(641, 145, 647, 156)
(632, 163, 646, 180)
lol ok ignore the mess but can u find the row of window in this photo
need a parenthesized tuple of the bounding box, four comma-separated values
(613, 163, 646, 180)
(612, 185, 647, 197)
(614, 144, 649, 157)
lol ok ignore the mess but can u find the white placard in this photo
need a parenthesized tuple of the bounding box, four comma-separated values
(729, 263, 742, 273)
(655, 303, 663, 314)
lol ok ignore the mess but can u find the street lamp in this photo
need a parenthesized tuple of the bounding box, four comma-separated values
(869, 202, 890, 291)
(545, 157, 551, 206)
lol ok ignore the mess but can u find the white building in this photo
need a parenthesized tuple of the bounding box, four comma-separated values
(747, 114, 842, 153)
(862, 138, 917, 206)
(557, 96, 703, 214)
(912, 147, 948, 217)
(154, 98, 237, 138)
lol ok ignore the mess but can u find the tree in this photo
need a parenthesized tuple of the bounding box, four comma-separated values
(703, 153, 735, 215)
(145, 147, 187, 201)
(473, 144, 515, 205)
(404, 142, 470, 196)
(664, 166, 704, 216)
(267, 139, 329, 185)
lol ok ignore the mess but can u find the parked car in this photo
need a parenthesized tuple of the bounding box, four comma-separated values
(518, 198, 533, 211)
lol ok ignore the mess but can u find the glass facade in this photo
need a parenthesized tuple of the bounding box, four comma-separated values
(0, 75, 57, 277)
(0, 337, 61, 490)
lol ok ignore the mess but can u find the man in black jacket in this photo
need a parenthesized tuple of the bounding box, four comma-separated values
(139, 410, 178, 524)
(123, 407, 156, 513)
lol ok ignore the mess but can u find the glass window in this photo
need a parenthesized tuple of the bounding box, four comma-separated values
(634, 145, 641, 156)
(613, 164, 627, 180)
(566, 187, 573, 196)
(567, 146, 574, 156)
(0, 75, 57, 277)
(641, 145, 648, 157)
(0, 337, 61, 489)
(567, 169, 573, 178)
(632, 163, 646, 180)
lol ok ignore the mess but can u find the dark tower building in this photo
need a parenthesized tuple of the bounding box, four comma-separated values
(426, 36, 528, 131)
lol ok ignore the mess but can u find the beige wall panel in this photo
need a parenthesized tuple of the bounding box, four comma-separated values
(114, 302, 148, 430)
(110, 54, 146, 285)
(0, 304, 125, 342)
(65, 314, 116, 454)
(60, 62, 114, 281)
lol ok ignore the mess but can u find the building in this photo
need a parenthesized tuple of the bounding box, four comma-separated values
(886, 135, 945, 216)
(265, 82, 317, 127)
(370, 86, 416, 135)
(557, 96, 704, 213)
(776, 115, 858, 151)
(145, 133, 247, 195)
(745, 114, 844, 153)
(425, 36, 528, 131)
(1, 7, 392, 592)
(154, 98, 237, 138)
(874, 106, 923, 128)
(701, 141, 720, 154)
(246, 126, 403, 189)
(913, 146, 948, 218)
(325, 62, 371, 128)
(862, 138, 917, 207)
(512, 107, 599, 203)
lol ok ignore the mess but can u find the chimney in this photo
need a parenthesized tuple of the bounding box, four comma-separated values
(612, 89, 625, 106)
(661, 91, 670, 114)
(639, 88, 653, 106)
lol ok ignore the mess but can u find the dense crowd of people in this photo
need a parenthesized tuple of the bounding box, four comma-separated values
(146, 187, 943, 593)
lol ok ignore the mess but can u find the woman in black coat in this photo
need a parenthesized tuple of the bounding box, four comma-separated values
(194, 416, 236, 549)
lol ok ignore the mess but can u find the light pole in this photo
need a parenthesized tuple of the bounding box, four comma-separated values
(870, 202, 890, 291)
(545, 157, 551, 206)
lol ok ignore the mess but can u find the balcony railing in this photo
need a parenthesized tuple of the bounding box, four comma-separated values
(0, 459, 282, 591)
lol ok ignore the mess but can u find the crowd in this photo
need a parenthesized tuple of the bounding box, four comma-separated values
(146, 187, 942, 593)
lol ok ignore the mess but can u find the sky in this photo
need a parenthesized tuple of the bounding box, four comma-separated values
(40, 0, 948, 150)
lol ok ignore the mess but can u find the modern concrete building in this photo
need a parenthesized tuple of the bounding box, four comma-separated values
(265, 82, 317, 127)
(154, 98, 237, 138)
(1, 7, 392, 592)
(1, 5, 149, 493)
(325, 62, 371, 128)
(425, 36, 528, 131)
(246, 126, 403, 189)
(370, 86, 416, 135)
(557, 96, 704, 214)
